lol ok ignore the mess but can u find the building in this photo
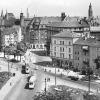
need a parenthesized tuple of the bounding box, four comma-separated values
(73, 37, 100, 71)
(46, 16, 89, 55)
(90, 26, 100, 39)
(50, 30, 81, 69)
(88, 3, 93, 20)
(26, 15, 62, 50)
(2, 26, 23, 47)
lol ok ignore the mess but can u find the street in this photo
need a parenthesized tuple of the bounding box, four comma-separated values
(2, 50, 100, 100)
(4, 68, 100, 100)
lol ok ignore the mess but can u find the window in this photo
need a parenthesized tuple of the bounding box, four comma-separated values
(78, 57, 79, 60)
(60, 53, 64, 58)
(60, 47, 64, 52)
(60, 41, 64, 45)
(78, 52, 79, 55)
(54, 52, 56, 56)
(54, 40, 56, 44)
(54, 47, 56, 51)
(69, 48, 71, 53)
(69, 54, 71, 59)
(69, 41, 71, 45)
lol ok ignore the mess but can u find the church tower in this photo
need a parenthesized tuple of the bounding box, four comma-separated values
(88, 3, 93, 20)
(1, 9, 4, 18)
(20, 11, 24, 27)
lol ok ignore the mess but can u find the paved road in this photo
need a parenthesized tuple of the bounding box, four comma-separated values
(4, 67, 100, 100)
(3, 50, 100, 100)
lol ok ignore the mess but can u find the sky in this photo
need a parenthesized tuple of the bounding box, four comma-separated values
(0, 0, 100, 18)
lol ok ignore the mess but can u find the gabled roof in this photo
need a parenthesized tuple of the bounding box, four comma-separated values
(40, 16, 61, 25)
(52, 30, 73, 38)
(47, 16, 89, 28)
(74, 37, 100, 47)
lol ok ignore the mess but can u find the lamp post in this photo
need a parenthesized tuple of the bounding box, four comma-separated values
(44, 78, 47, 95)
(53, 62, 57, 86)
(55, 64, 57, 86)
(7, 53, 10, 79)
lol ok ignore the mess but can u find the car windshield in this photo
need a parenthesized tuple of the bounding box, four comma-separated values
(29, 82, 33, 85)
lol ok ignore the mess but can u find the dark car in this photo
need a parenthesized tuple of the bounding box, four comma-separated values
(70, 76, 79, 81)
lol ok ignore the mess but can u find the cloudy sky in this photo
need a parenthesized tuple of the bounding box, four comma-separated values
(0, 0, 99, 18)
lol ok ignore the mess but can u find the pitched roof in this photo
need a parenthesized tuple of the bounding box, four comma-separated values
(40, 16, 61, 25)
(3, 26, 19, 35)
(74, 37, 100, 47)
(47, 17, 89, 28)
(52, 30, 73, 38)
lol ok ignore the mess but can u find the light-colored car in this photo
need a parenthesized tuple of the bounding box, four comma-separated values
(29, 75, 36, 89)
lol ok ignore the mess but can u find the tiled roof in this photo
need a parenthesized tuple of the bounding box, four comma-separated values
(47, 17, 89, 28)
(52, 30, 73, 38)
(28, 16, 61, 27)
(3, 26, 19, 35)
(40, 17, 61, 25)
(74, 37, 100, 47)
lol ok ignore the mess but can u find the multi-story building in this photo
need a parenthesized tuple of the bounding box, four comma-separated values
(46, 16, 89, 55)
(50, 30, 81, 69)
(90, 26, 100, 39)
(26, 16, 62, 50)
(2, 26, 23, 47)
(73, 37, 100, 71)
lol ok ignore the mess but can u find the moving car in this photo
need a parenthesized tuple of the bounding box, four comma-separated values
(29, 75, 36, 89)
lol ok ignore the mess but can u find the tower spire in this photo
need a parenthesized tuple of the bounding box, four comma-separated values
(1, 9, 3, 18)
(88, 3, 93, 20)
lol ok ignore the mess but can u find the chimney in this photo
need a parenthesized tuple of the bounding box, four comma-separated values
(61, 12, 66, 21)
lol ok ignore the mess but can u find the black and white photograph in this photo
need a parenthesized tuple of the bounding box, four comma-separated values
(0, 0, 100, 100)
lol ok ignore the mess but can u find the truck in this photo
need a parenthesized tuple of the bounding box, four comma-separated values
(29, 75, 36, 89)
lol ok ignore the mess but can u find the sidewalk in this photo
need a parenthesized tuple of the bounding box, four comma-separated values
(0, 69, 22, 100)
(0, 56, 23, 100)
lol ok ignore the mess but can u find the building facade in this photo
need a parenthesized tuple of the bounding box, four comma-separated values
(2, 26, 23, 47)
(50, 30, 81, 69)
(46, 16, 90, 55)
(73, 37, 100, 71)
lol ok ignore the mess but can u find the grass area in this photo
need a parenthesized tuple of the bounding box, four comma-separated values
(0, 72, 12, 89)
(31, 50, 47, 56)
(34, 85, 99, 100)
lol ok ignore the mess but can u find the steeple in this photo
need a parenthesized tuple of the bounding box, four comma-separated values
(27, 8, 29, 18)
(88, 3, 93, 20)
(5, 9, 8, 20)
(1, 9, 4, 18)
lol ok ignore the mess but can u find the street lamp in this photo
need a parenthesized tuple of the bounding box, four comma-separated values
(44, 78, 47, 95)
(7, 54, 10, 79)
(53, 63, 57, 86)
